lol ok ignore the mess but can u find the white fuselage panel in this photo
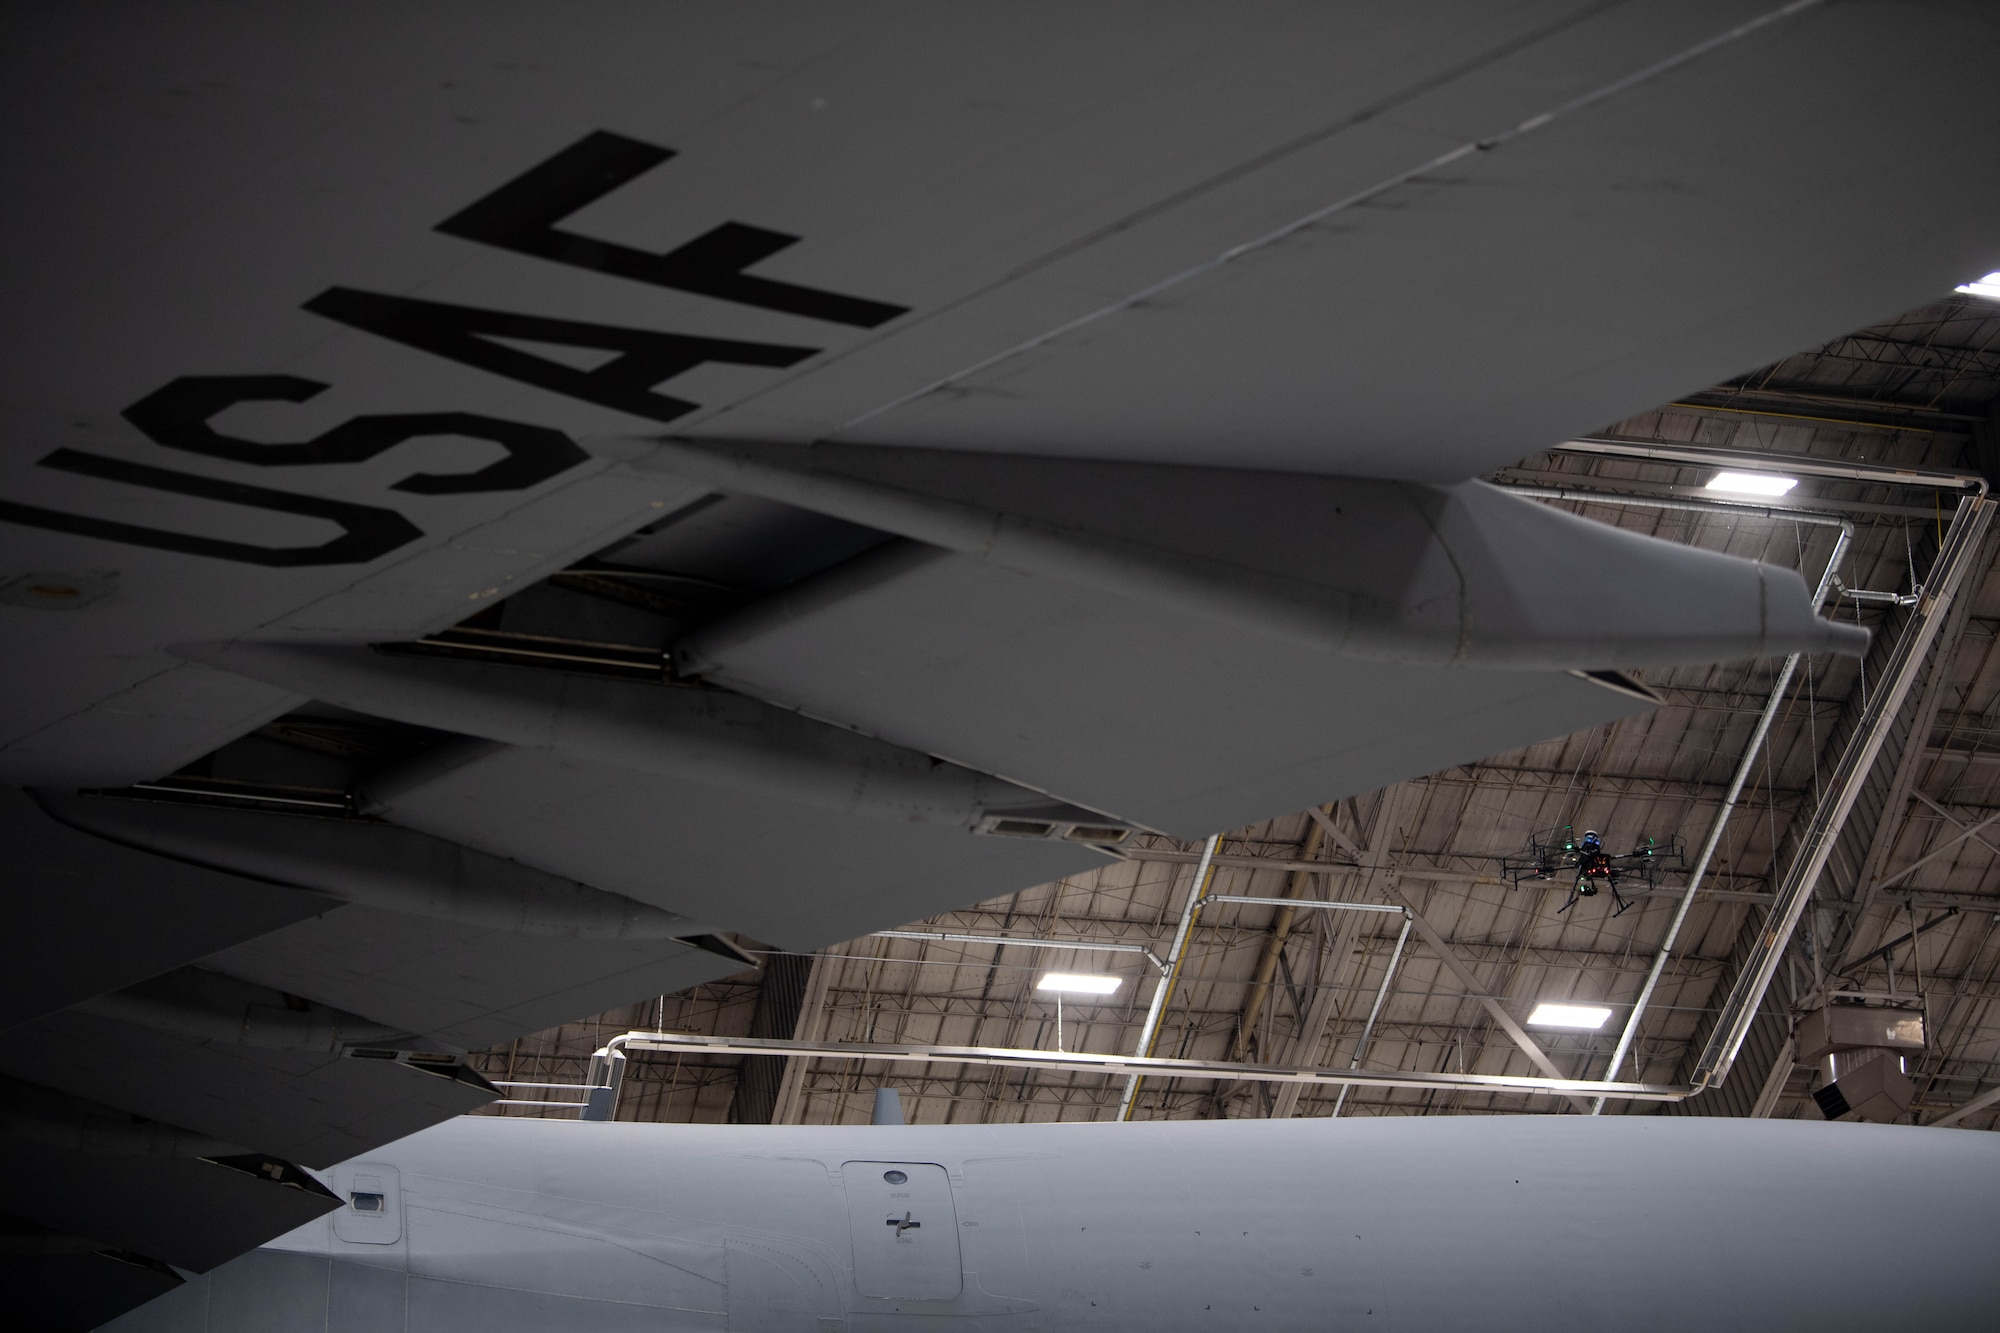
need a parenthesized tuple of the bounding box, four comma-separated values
(106, 1113, 2000, 1332)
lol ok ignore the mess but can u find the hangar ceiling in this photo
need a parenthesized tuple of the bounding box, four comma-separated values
(472, 292, 2000, 1132)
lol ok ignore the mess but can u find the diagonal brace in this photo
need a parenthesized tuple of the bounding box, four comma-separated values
(1393, 895, 1593, 1112)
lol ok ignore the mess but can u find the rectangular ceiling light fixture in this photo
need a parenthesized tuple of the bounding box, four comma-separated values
(1954, 270, 2000, 300)
(1705, 471, 1798, 497)
(1526, 1002, 1613, 1030)
(1036, 972, 1122, 995)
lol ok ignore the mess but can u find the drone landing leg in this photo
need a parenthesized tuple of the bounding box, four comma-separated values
(1610, 883, 1636, 917)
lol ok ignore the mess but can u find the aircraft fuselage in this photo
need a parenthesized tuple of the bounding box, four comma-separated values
(109, 1112, 1999, 1331)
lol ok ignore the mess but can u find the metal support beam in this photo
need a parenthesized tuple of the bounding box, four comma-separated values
(1692, 495, 1995, 1087)
(1266, 913, 1368, 1120)
(1227, 816, 1330, 1063)
(1838, 908, 1960, 979)
(1928, 1081, 2000, 1128)
(1869, 794, 2000, 895)
(1112, 848, 1358, 873)
(1304, 804, 1363, 859)
(1911, 789, 2000, 861)
(1268, 787, 1414, 1119)
(1118, 852, 1769, 899)
(1924, 747, 2000, 766)
(1747, 1038, 1796, 1119)
(1832, 552, 1991, 968)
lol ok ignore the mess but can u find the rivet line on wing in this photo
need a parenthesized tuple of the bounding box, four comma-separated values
(834, 0, 1827, 437)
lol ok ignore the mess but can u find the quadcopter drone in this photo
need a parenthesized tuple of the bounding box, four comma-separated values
(1499, 827, 1686, 916)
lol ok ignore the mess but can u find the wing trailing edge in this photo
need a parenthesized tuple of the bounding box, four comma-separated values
(38, 792, 702, 942)
(175, 639, 1126, 832)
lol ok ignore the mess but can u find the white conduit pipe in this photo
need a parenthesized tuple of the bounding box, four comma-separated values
(1118, 834, 1220, 1121)
(1587, 519, 1854, 1112)
(1201, 897, 1403, 914)
(603, 1030, 1686, 1102)
(1330, 913, 1414, 1119)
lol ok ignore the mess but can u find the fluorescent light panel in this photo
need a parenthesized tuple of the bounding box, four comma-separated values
(1705, 470, 1798, 497)
(1036, 972, 1121, 995)
(1527, 1002, 1613, 1030)
(1955, 271, 2000, 300)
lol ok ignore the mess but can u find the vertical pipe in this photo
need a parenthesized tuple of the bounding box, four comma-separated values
(1330, 912, 1413, 1118)
(1117, 834, 1220, 1120)
(1588, 522, 1852, 1112)
(579, 1045, 626, 1121)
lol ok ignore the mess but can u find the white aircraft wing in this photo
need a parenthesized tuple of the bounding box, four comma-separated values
(2, 3, 1994, 1322)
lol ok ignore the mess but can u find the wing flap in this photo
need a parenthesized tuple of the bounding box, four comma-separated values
(0, 791, 339, 1033)
(4, 1245, 185, 1333)
(368, 746, 1110, 953)
(0, 1140, 338, 1275)
(684, 551, 1656, 839)
(0, 1013, 494, 1169)
(203, 906, 752, 1050)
